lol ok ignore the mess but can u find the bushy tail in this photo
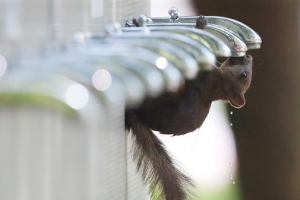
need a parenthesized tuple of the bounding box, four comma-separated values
(125, 112, 193, 200)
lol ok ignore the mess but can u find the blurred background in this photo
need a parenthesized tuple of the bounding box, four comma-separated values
(0, 0, 299, 200)
(191, 1, 300, 200)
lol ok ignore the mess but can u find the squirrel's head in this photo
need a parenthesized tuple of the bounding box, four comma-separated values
(219, 54, 253, 109)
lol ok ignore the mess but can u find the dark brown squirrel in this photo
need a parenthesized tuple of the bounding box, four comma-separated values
(125, 55, 253, 200)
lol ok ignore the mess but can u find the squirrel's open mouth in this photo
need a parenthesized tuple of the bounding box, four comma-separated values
(229, 96, 246, 109)
(229, 101, 244, 109)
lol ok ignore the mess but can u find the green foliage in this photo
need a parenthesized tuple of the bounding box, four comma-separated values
(192, 184, 242, 200)
(152, 184, 242, 200)
(0, 93, 77, 115)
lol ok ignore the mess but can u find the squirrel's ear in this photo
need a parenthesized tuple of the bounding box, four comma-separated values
(229, 94, 246, 109)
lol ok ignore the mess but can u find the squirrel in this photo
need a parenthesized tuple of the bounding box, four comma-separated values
(125, 55, 253, 200)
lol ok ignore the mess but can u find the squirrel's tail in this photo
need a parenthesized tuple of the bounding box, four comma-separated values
(125, 112, 193, 200)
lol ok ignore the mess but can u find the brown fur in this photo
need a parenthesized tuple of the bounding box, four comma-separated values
(125, 113, 193, 200)
(125, 55, 253, 199)
(195, 15, 208, 29)
(132, 18, 140, 27)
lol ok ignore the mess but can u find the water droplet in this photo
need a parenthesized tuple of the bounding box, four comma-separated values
(233, 182, 236, 184)
(230, 123, 233, 126)
(230, 111, 233, 115)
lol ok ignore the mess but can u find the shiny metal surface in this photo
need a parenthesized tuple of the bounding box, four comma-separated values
(26, 46, 170, 98)
(16, 57, 144, 108)
(72, 45, 183, 93)
(94, 31, 216, 67)
(88, 38, 199, 79)
(150, 16, 262, 50)
(205, 24, 248, 57)
(122, 26, 231, 57)
(127, 23, 247, 57)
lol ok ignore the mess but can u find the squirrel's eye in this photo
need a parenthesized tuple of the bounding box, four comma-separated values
(240, 71, 248, 79)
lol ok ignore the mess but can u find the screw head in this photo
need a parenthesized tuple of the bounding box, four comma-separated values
(168, 7, 178, 15)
